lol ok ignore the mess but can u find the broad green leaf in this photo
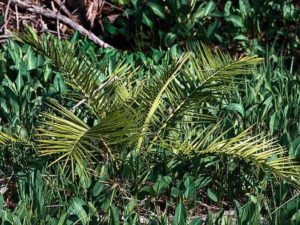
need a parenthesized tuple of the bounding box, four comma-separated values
(269, 113, 279, 135)
(292, 210, 300, 222)
(147, 2, 166, 19)
(183, 177, 196, 198)
(207, 188, 218, 202)
(206, 210, 213, 225)
(70, 31, 79, 43)
(102, 188, 117, 212)
(291, 136, 300, 157)
(92, 181, 107, 196)
(125, 199, 137, 214)
(105, 23, 119, 35)
(234, 34, 248, 41)
(225, 103, 245, 118)
(24, 47, 37, 70)
(87, 202, 97, 215)
(0, 194, 4, 215)
(225, 15, 244, 28)
(153, 175, 172, 195)
(224, 1, 232, 17)
(239, 0, 250, 17)
(68, 198, 88, 224)
(172, 202, 187, 225)
(142, 12, 153, 27)
(195, 177, 211, 189)
(206, 20, 219, 38)
(57, 213, 68, 225)
(77, 164, 91, 189)
(170, 45, 178, 60)
(15, 62, 27, 92)
(2, 210, 14, 224)
(204, 1, 216, 17)
(189, 218, 202, 225)
(193, 4, 206, 20)
(131, 0, 140, 8)
(43, 63, 52, 82)
(110, 205, 120, 225)
(164, 33, 177, 47)
(171, 187, 180, 197)
(214, 209, 225, 224)
(283, 3, 296, 20)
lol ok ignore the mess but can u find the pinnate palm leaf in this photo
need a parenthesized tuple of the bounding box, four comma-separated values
(14, 27, 132, 117)
(136, 44, 262, 151)
(37, 100, 139, 176)
(11, 29, 300, 188)
(161, 125, 300, 188)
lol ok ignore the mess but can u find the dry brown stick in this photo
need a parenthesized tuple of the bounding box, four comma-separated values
(14, 4, 19, 31)
(8, 0, 112, 48)
(103, 1, 123, 11)
(52, 0, 73, 18)
(0, 34, 12, 43)
(50, 1, 61, 39)
(4, 0, 12, 34)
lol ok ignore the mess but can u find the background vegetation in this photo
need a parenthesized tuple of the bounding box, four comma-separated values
(0, 0, 300, 224)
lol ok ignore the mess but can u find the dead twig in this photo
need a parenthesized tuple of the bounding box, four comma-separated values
(50, 1, 61, 39)
(8, 0, 112, 48)
(14, 4, 19, 31)
(52, 0, 73, 18)
(103, 1, 123, 11)
(4, 0, 12, 34)
(0, 34, 12, 43)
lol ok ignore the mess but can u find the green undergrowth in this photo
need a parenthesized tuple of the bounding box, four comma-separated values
(0, 31, 299, 225)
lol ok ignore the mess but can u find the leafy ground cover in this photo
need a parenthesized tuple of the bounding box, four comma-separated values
(0, 28, 299, 224)
(0, 1, 300, 225)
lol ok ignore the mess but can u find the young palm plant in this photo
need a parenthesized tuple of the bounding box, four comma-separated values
(1, 27, 300, 189)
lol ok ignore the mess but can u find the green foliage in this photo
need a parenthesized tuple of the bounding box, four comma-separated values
(10, 28, 300, 189)
(0, 41, 64, 136)
(0, 41, 65, 177)
(105, 0, 300, 54)
(225, 52, 300, 158)
(1, 26, 300, 225)
(0, 163, 298, 224)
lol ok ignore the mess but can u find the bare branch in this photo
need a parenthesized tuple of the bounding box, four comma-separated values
(7, 0, 112, 48)
(4, 0, 12, 34)
(52, 0, 73, 18)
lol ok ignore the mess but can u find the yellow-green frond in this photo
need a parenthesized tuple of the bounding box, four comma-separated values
(14, 27, 133, 117)
(161, 126, 300, 188)
(37, 100, 140, 177)
(0, 131, 30, 146)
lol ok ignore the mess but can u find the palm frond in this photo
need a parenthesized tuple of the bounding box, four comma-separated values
(37, 100, 139, 177)
(12, 30, 299, 189)
(161, 125, 300, 188)
(135, 53, 190, 151)
(0, 131, 18, 145)
(14, 27, 133, 117)
(136, 44, 262, 151)
(0, 131, 31, 145)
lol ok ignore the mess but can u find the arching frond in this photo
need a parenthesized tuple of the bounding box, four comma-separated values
(161, 125, 300, 189)
(37, 100, 139, 177)
(14, 27, 133, 117)
(0, 131, 31, 146)
(135, 53, 190, 151)
(12, 29, 300, 188)
(136, 44, 262, 151)
(0, 131, 18, 145)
